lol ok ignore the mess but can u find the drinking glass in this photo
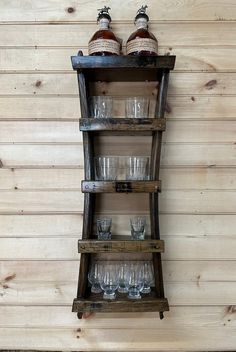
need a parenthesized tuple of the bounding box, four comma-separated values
(100, 264, 119, 300)
(128, 262, 144, 299)
(130, 216, 146, 240)
(88, 261, 103, 293)
(95, 156, 119, 180)
(118, 262, 130, 293)
(97, 218, 112, 240)
(90, 96, 113, 118)
(125, 97, 149, 118)
(126, 156, 149, 180)
(141, 261, 153, 294)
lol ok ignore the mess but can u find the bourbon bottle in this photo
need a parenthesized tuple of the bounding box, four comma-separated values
(88, 6, 120, 56)
(126, 5, 158, 56)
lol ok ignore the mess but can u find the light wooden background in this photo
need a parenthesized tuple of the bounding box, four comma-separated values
(0, 0, 236, 350)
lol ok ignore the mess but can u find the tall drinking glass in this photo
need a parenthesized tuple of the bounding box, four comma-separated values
(118, 262, 129, 293)
(100, 264, 119, 300)
(88, 261, 103, 293)
(128, 262, 144, 299)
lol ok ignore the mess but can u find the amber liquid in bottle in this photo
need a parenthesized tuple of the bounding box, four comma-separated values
(127, 15, 158, 56)
(88, 16, 120, 56)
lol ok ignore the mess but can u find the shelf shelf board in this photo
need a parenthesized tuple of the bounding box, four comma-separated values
(72, 293, 169, 313)
(71, 55, 175, 81)
(79, 118, 166, 132)
(78, 237, 164, 253)
(82, 180, 161, 193)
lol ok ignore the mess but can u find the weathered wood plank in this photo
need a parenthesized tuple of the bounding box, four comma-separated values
(0, 95, 236, 119)
(2, 73, 236, 96)
(1, 1, 236, 21)
(0, 190, 235, 214)
(78, 239, 164, 253)
(1, 260, 236, 284)
(0, 235, 235, 260)
(0, 213, 236, 237)
(0, 327, 235, 351)
(81, 181, 161, 193)
(1, 48, 236, 72)
(0, 167, 236, 191)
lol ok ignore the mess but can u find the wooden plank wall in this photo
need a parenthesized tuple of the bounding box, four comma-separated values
(0, 0, 236, 350)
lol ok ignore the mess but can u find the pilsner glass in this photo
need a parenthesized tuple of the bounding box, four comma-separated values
(100, 264, 119, 300)
(128, 262, 144, 299)
(141, 261, 153, 294)
(118, 262, 130, 293)
(88, 262, 103, 293)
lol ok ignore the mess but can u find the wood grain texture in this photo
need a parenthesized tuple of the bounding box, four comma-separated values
(81, 181, 161, 193)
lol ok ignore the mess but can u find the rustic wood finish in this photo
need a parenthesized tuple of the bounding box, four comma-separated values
(82, 180, 161, 193)
(78, 238, 164, 253)
(72, 55, 175, 318)
(73, 294, 169, 313)
(79, 118, 166, 131)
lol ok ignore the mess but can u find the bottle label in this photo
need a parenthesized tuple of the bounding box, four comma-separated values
(127, 38, 158, 54)
(88, 39, 120, 55)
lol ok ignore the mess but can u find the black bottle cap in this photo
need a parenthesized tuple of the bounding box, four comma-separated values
(135, 5, 149, 22)
(97, 6, 111, 22)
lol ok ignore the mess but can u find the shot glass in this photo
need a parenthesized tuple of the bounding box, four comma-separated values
(90, 96, 113, 118)
(97, 218, 112, 240)
(126, 156, 149, 180)
(130, 216, 146, 240)
(94, 156, 119, 180)
(100, 264, 119, 300)
(125, 97, 149, 119)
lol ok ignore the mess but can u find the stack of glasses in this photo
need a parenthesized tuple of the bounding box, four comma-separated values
(88, 261, 154, 300)
(94, 156, 150, 181)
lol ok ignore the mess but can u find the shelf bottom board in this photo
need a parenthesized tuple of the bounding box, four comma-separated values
(72, 293, 169, 313)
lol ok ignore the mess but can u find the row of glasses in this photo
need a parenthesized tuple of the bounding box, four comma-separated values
(90, 96, 149, 119)
(88, 261, 154, 300)
(94, 156, 150, 181)
(96, 216, 147, 240)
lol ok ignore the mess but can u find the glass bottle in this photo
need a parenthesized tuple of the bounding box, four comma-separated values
(126, 5, 158, 56)
(88, 6, 120, 56)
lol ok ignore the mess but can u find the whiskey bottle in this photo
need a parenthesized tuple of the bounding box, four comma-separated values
(88, 6, 120, 56)
(126, 5, 158, 56)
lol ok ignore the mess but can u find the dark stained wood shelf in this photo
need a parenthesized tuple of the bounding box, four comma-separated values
(71, 55, 175, 81)
(78, 237, 164, 253)
(82, 180, 161, 193)
(72, 292, 169, 313)
(79, 118, 166, 132)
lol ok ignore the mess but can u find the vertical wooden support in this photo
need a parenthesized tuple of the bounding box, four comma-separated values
(150, 69, 170, 319)
(76, 69, 95, 319)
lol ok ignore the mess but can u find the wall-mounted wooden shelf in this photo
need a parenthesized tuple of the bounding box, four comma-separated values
(79, 118, 166, 132)
(78, 238, 164, 253)
(71, 53, 175, 320)
(81, 180, 161, 193)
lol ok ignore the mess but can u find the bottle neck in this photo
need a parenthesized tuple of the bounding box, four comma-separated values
(99, 18, 110, 30)
(135, 17, 148, 29)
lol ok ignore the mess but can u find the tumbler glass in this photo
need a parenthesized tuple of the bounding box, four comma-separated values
(125, 97, 149, 118)
(130, 216, 146, 240)
(126, 156, 149, 180)
(95, 156, 119, 180)
(97, 218, 112, 240)
(100, 264, 119, 300)
(128, 262, 144, 299)
(118, 262, 130, 293)
(90, 96, 113, 118)
(88, 261, 103, 293)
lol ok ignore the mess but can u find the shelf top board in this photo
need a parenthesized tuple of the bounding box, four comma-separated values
(71, 55, 175, 81)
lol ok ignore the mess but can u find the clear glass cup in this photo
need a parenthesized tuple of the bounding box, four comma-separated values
(130, 216, 146, 240)
(141, 261, 153, 294)
(94, 156, 119, 180)
(90, 96, 113, 118)
(88, 261, 103, 293)
(100, 264, 119, 300)
(126, 156, 149, 180)
(118, 262, 130, 293)
(97, 218, 112, 240)
(125, 97, 149, 118)
(128, 262, 144, 299)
